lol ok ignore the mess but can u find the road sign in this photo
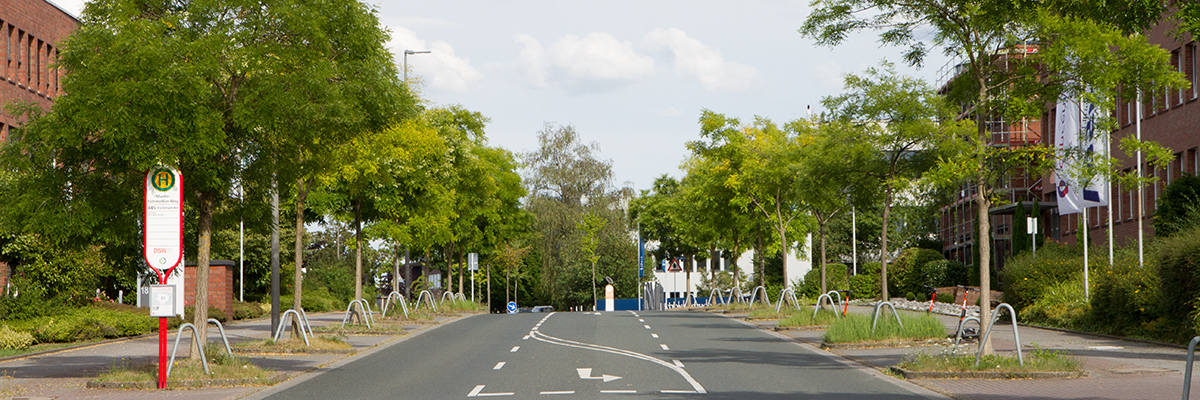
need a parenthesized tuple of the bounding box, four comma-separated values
(144, 166, 182, 272)
(507, 301, 517, 314)
(468, 253, 478, 271)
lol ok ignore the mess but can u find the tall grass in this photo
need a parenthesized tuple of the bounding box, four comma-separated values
(823, 312, 945, 343)
(778, 308, 842, 327)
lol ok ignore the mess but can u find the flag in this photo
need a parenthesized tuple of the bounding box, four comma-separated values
(1055, 93, 1109, 215)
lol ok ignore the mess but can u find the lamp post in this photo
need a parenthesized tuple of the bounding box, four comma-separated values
(403, 49, 431, 83)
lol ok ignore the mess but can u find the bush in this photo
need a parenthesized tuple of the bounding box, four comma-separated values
(0, 326, 34, 349)
(1089, 249, 1158, 335)
(889, 248, 946, 298)
(849, 262, 880, 299)
(0, 276, 68, 320)
(232, 301, 270, 320)
(798, 264, 848, 297)
(280, 285, 341, 312)
(1001, 242, 1082, 314)
(1156, 226, 1200, 323)
(180, 304, 228, 323)
(1022, 278, 1089, 328)
(1154, 174, 1200, 238)
(10, 305, 156, 343)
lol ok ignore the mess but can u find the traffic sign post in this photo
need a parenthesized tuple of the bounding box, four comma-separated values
(469, 253, 478, 303)
(145, 165, 182, 389)
(507, 301, 517, 314)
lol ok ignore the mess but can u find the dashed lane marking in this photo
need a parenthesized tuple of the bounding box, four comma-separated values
(539, 391, 575, 395)
(660, 344, 669, 350)
(493, 362, 505, 370)
(522, 335, 530, 340)
(644, 325, 651, 330)
(601, 390, 638, 394)
(510, 346, 520, 353)
(651, 333, 659, 339)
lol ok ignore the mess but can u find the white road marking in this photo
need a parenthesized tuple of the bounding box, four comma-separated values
(577, 368, 623, 382)
(660, 344, 670, 350)
(662, 390, 700, 394)
(1088, 346, 1125, 350)
(493, 362, 505, 370)
(522, 335, 530, 340)
(651, 333, 659, 339)
(510, 346, 520, 352)
(638, 319, 645, 322)
(539, 391, 575, 395)
(644, 325, 651, 330)
(531, 324, 706, 394)
(673, 359, 685, 368)
(601, 390, 638, 394)
(468, 385, 514, 397)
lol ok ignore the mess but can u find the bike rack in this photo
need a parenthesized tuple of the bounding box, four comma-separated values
(954, 315, 982, 347)
(416, 290, 438, 312)
(340, 299, 375, 329)
(775, 288, 800, 313)
(440, 291, 455, 305)
(1184, 336, 1200, 400)
(748, 286, 771, 307)
(704, 289, 726, 307)
(974, 303, 1023, 367)
(871, 301, 903, 332)
(166, 318, 234, 377)
(457, 292, 466, 301)
(381, 291, 410, 319)
(274, 309, 314, 346)
(813, 292, 843, 319)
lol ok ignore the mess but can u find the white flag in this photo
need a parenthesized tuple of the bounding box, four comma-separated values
(1055, 93, 1109, 215)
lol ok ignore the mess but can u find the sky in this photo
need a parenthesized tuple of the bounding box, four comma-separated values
(50, 0, 951, 193)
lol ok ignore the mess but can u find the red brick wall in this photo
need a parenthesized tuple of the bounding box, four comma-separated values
(0, 0, 78, 141)
(184, 264, 235, 318)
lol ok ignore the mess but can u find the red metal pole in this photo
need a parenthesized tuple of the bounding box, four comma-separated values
(157, 270, 168, 389)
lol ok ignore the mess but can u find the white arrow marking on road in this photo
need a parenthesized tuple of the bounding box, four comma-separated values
(577, 368, 623, 383)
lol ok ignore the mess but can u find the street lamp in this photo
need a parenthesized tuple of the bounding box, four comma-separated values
(403, 49, 431, 83)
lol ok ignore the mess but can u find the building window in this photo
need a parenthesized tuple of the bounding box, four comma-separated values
(1190, 43, 1199, 100)
(1174, 49, 1184, 106)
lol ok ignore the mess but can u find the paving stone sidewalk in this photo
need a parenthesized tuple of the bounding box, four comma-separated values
(0, 310, 464, 400)
(748, 304, 1196, 400)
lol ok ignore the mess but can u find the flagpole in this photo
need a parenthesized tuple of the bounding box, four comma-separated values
(1136, 91, 1144, 268)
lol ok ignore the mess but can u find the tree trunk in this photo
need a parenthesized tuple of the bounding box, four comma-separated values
(458, 250, 465, 296)
(404, 247, 412, 298)
(270, 175, 281, 335)
(975, 80, 994, 355)
(292, 176, 312, 336)
(354, 198, 362, 301)
(776, 189, 791, 289)
(191, 190, 215, 358)
(819, 218, 827, 295)
(393, 243, 401, 296)
(757, 222, 764, 288)
(446, 243, 454, 294)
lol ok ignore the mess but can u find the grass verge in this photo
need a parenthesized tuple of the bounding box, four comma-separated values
(823, 312, 945, 344)
(899, 347, 1083, 373)
(94, 344, 275, 384)
(233, 336, 351, 353)
(778, 309, 842, 327)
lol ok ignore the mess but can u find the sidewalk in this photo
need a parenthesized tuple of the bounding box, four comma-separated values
(754, 303, 1194, 400)
(0, 310, 461, 400)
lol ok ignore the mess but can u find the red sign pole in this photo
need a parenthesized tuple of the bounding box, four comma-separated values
(145, 166, 182, 390)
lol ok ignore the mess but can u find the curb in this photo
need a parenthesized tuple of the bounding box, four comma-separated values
(774, 325, 827, 331)
(821, 339, 954, 350)
(888, 366, 1087, 380)
(86, 372, 290, 389)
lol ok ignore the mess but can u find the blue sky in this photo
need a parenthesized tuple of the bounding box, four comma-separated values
(53, 0, 950, 192)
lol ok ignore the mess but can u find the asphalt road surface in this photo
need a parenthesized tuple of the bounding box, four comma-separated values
(259, 310, 946, 399)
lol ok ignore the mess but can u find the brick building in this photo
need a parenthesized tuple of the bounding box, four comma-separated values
(938, 15, 1200, 271)
(0, 0, 78, 288)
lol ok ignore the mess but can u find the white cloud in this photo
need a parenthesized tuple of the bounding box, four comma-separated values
(514, 32, 655, 92)
(388, 26, 482, 92)
(643, 28, 759, 94)
(656, 107, 683, 118)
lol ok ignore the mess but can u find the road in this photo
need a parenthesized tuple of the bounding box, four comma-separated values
(256, 310, 947, 399)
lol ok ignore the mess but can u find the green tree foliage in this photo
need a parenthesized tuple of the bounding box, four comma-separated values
(1012, 203, 1030, 257)
(1153, 175, 1200, 238)
(523, 124, 635, 309)
(889, 248, 946, 298)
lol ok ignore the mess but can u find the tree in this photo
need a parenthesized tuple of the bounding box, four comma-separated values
(802, 0, 1180, 354)
(821, 64, 970, 299)
(2, 0, 411, 352)
(697, 111, 810, 289)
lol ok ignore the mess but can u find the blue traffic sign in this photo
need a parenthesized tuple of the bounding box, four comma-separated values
(507, 301, 517, 314)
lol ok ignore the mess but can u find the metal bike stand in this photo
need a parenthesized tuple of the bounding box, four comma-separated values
(206, 318, 234, 359)
(166, 323, 210, 377)
(974, 303, 1023, 367)
(274, 309, 311, 346)
(775, 288, 799, 313)
(749, 286, 771, 308)
(1184, 336, 1200, 400)
(340, 299, 374, 329)
(457, 292, 466, 301)
(871, 301, 904, 332)
(416, 290, 437, 312)
(813, 293, 842, 319)
(954, 315, 982, 347)
(440, 291, 455, 306)
(298, 308, 314, 336)
(382, 291, 410, 318)
(706, 288, 727, 307)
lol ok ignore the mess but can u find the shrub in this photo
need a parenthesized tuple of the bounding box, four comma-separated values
(232, 301, 270, 320)
(1089, 249, 1158, 335)
(1001, 242, 1082, 314)
(1156, 226, 1200, 323)
(280, 285, 341, 312)
(849, 262, 880, 299)
(798, 264, 848, 297)
(1021, 278, 1089, 328)
(1154, 174, 1200, 238)
(890, 248, 946, 298)
(180, 304, 228, 323)
(11, 306, 156, 343)
(0, 276, 68, 320)
(0, 326, 34, 349)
